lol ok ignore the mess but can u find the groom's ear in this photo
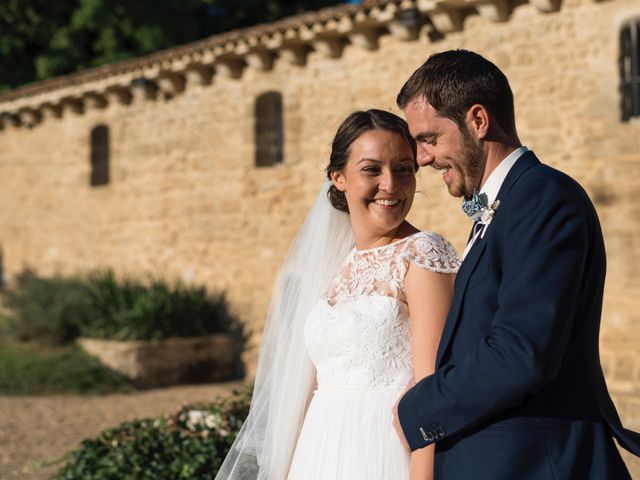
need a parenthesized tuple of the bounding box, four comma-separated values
(465, 104, 490, 140)
(331, 170, 347, 192)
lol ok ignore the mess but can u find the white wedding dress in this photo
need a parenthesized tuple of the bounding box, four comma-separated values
(287, 231, 461, 480)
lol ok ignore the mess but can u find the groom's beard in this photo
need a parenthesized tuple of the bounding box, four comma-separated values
(460, 128, 486, 199)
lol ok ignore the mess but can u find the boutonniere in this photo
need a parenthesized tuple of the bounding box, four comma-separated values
(477, 200, 500, 238)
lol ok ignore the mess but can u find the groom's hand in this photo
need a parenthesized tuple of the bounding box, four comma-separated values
(392, 381, 415, 451)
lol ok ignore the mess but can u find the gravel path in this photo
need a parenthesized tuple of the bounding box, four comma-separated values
(1, 383, 638, 479)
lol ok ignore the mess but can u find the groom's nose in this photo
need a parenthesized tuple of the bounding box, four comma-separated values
(416, 147, 434, 167)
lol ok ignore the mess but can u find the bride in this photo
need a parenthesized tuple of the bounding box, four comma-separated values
(216, 109, 460, 479)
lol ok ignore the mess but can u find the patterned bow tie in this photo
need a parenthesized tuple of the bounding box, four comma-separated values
(461, 191, 489, 220)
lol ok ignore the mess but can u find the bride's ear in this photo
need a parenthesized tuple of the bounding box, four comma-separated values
(330, 170, 347, 192)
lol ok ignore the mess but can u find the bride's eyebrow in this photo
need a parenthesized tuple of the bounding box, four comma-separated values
(357, 158, 382, 164)
(357, 157, 414, 164)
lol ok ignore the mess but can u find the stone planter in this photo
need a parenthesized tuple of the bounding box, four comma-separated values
(78, 335, 238, 388)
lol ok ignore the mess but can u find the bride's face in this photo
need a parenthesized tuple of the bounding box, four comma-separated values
(331, 129, 416, 237)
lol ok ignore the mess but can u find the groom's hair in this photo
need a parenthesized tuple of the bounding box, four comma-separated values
(396, 49, 517, 138)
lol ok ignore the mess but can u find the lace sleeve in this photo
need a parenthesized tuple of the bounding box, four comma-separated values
(402, 231, 461, 274)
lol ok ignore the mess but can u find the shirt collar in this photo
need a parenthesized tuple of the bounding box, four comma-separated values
(480, 146, 529, 204)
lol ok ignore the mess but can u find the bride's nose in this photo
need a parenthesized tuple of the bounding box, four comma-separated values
(378, 171, 397, 193)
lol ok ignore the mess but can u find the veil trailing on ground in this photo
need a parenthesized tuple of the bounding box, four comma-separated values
(216, 180, 354, 479)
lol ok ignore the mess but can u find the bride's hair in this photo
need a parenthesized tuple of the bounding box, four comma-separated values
(326, 109, 418, 213)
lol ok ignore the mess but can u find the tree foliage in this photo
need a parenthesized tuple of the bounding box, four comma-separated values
(0, 0, 350, 92)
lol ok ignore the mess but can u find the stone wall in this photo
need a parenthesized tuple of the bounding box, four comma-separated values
(0, 0, 639, 428)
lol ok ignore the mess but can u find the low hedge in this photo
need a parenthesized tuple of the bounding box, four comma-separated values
(2, 269, 245, 344)
(54, 387, 252, 480)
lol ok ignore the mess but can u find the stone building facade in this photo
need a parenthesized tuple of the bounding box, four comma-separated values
(1, 0, 639, 434)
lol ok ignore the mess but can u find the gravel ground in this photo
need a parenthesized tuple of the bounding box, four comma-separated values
(1, 383, 638, 479)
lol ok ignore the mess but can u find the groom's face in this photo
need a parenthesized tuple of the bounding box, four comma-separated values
(404, 99, 484, 198)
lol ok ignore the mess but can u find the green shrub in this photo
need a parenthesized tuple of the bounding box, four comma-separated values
(84, 271, 243, 341)
(1, 270, 245, 345)
(0, 341, 134, 395)
(54, 387, 252, 480)
(2, 271, 92, 345)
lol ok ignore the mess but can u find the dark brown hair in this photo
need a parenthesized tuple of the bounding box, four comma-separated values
(326, 109, 417, 213)
(397, 50, 517, 138)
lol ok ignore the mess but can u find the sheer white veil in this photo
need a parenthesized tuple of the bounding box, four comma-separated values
(216, 180, 354, 479)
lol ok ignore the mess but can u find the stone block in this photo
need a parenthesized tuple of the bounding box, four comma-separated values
(78, 335, 238, 388)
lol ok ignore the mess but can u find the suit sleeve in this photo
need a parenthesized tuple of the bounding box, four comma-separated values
(398, 175, 590, 451)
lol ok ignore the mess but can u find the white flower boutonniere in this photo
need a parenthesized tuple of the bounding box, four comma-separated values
(478, 200, 501, 238)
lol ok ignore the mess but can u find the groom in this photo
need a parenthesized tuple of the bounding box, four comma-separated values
(392, 49, 640, 478)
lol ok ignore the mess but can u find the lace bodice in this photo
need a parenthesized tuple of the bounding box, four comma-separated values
(304, 231, 461, 391)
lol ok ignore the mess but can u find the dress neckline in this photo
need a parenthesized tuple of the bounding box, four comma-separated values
(353, 231, 423, 254)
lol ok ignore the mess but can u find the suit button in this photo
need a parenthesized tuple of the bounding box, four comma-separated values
(437, 427, 445, 437)
(426, 431, 435, 441)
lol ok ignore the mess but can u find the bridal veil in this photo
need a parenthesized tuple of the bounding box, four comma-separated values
(216, 180, 354, 479)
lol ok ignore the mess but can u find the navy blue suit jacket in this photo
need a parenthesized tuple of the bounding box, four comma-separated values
(398, 152, 640, 479)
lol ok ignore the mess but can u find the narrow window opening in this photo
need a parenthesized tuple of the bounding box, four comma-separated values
(620, 21, 640, 121)
(255, 92, 284, 167)
(90, 125, 110, 186)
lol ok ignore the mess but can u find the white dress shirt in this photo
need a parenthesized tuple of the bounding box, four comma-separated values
(462, 146, 529, 259)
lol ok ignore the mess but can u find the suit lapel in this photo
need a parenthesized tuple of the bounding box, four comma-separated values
(436, 237, 487, 366)
(435, 151, 541, 368)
